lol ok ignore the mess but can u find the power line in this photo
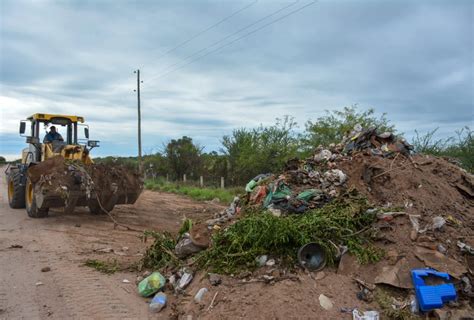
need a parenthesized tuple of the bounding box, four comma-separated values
(145, 1, 316, 84)
(145, 1, 301, 85)
(140, 0, 258, 68)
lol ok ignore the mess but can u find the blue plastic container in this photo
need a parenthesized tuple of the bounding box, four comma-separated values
(411, 268, 457, 312)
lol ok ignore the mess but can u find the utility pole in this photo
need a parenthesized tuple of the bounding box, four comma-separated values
(134, 69, 143, 173)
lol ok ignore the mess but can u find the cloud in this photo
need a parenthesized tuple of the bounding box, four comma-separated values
(0, 0, 473, 160)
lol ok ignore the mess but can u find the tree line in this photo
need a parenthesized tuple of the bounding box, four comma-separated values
(95, 106, 473, 185)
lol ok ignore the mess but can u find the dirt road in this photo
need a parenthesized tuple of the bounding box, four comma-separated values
(0, 167, 223, 320)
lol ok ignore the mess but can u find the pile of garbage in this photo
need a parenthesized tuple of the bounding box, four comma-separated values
(140, 125, 474, 317)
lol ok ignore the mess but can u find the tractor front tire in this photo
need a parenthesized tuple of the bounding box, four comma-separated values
(7, 169, 26, 209)
(25, 178, 49, 218)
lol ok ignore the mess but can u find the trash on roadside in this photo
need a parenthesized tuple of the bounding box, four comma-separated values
(177, 271, 193, 291)
(175, 233, 204, 258)
(208, 273, 222, 286)
(265, 259, 276, 267)
(41, 267, 51, 272)
(245, 173, 272, 193)
(352, 309, 380, 320)
(411, 268, 457, 312)
(35, 281, 44, 286)
(356, 287, 373, 302)
(122, 279, 130, 283)
(457, 241, 474, 255)
(194, 287, 208, 303)
(206, 196, 241, 226)
(432, 216, 446, 230)
(9, 244, 23, 249)
(319, 294, 334, 310)
(149, 292, 167, 313)
(298, 243, 326, 271)
(256, 255, 268, 267)
(138, 272, 166, 297)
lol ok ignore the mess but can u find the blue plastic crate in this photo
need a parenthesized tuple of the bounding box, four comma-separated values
(411, 268, 457, 312)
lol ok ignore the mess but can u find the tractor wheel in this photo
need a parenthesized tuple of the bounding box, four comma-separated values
(25, 178, 49, 218)
(88, 199, 114, 215)
(7, 169, 26, 208)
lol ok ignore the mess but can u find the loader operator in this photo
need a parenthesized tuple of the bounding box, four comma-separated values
(43, 126, 64, 143)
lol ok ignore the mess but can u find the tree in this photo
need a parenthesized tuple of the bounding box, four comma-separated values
(303, 106, 395, 153)
(222, 116, 299, 185)
(0, 156, 6, 164)
(165, 136, 203, 180)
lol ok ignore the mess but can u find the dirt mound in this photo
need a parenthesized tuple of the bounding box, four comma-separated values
(339, 153, 473, 228)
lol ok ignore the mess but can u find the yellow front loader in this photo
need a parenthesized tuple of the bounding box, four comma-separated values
(6, 113, 142, 218)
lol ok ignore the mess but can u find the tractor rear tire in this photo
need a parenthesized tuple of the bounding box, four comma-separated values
(25, 178, 49, 218)
(7, 169, 26, 209)
(88, 199, 114, 215)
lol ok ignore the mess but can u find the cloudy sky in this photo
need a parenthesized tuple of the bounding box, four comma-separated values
(1, 0, 472, 160)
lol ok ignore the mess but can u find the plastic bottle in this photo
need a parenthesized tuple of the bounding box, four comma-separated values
(149, 292, 167, 313)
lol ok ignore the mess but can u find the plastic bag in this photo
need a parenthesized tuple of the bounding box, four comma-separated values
(138, 272, 166, 297)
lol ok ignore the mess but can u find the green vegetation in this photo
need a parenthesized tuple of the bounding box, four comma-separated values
(141, 231, 180, 270)
(84, 259, 120, 274)
(144, 179, 243, 204)
(0, 156, 6, 164)
(193, 192, 382, 274)
(412, 126, 473, 173)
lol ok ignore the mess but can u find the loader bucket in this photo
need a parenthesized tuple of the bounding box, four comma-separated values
(27, 156, 143, 214)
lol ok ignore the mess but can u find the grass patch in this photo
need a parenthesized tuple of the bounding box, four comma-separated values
(145, 179, 243, 204)
(141, 231, 181, 270)
(194, 192, 382, 274)
(84, 259, 120, 274)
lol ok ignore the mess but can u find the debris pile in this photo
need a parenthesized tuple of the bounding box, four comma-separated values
(27, 156, 142, 213)
(140, 125, 474, 317)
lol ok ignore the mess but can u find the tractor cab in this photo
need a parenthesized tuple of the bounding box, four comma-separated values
(19, 113, 99, 165)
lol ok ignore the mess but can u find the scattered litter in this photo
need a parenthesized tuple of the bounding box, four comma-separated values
(457, 241, 474, 255)
(96, 247, 113, 253)
(256, 255, 268, 267)
(122, 279, 130, 283)
(149, 292, 167, 313)
(437, 244, 447, 254)
(194, 288, 208, 303)
(265, 259, 276, 267)
(432, 216, 446, 230)
(41, 267, 51, 272)
(35, 282, 44, 286)
(208, 273, 222, 286)
(9, 244, 23, 249)
(352, 309, 379, 320)
(175, 233, 204, 258)
(319, 294, 334, 310)
(138, 272, 166, 297)
(297, 243, 326, 271)
(177, 271, 193, 291)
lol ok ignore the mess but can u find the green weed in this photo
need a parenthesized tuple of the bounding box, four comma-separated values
(84, 259, 120, 274)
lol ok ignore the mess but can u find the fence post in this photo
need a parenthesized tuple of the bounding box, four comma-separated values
(220, 176, 225, 189)
(200, 176, 204, 188)
(183, 174, 187, 183)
